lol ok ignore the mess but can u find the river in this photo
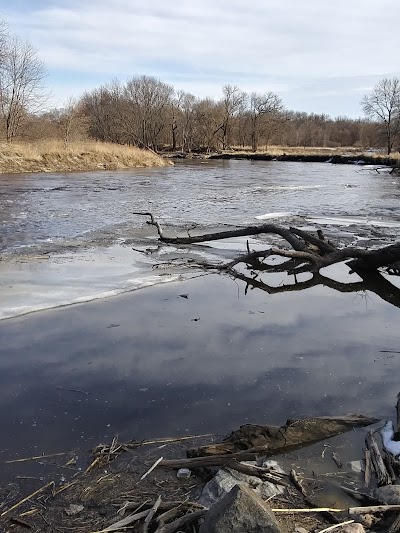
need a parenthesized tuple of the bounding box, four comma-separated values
(0, 160, 400, 483)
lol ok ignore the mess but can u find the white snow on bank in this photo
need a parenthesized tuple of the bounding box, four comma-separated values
(381, 421, 400, 456)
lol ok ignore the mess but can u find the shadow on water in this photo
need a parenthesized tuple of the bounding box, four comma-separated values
(230, 258, 400, 309)
(1, 268, 400, 483)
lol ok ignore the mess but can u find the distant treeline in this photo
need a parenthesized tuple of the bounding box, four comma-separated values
(18, 77, 384, 153)
(0, 19, 394, 152)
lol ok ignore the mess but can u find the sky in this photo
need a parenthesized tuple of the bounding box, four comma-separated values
(1, 0, 399, 118)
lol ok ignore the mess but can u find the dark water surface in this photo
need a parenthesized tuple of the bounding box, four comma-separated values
(1, 274, 400, 478)
(0, 161, 400, 484)
(1, 160, 400, 254)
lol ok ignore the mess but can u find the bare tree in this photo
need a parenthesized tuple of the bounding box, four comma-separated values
(56, 97, 88, 146)
(176, 90, 197, 152)
(124, 75, 174, 150)
(0, 36, 47, 142)
(249, 92, 284, 151)
(219, 85, 247, 149)
(193, 97, 221, 152)
(81, 82, 125, 144)
(0, 20, 8, 68)
(362, 78, 400, 155)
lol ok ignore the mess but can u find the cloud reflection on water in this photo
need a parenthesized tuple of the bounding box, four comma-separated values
(1, 273, 399, 466)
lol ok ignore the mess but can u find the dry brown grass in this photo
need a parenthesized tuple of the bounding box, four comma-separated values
(228, 145, 368, 156)
(0, 140, 168, 174)
(225, 145, 400, 162)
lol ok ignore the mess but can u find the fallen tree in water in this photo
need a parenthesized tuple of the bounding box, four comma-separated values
(132, 212, 400, 310)
(133, 211, 400, 273)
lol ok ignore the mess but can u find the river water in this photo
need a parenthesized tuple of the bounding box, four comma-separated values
(1, 160, 400, 254)
(0, 160, 400, 483)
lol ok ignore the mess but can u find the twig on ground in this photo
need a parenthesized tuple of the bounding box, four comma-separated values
(154, 510, 207, 533)
(1, 481, 55, 517)
(139, 457, 164, 482)
(289, 469, 307, 497)
(93, 509, 151, 532)
(318, 521, 355, 533)
(143, 496, 162, 533)
(5, 452, 67, 464)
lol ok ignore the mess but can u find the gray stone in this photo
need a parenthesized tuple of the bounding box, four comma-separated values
(199, 484, 283, 533)
(374, 484, 400, 504)
(348, 460, 365, 473)
(198, 460, 285, 508)
(351, 513, 373, 527)
(340, 525, 365, 533)
(293, 528, 308, 533)
(65, 503, 84, 516)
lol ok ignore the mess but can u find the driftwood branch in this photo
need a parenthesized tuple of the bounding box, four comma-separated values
(365, 431, 392, 486)
(133, 212, 400, 274)
(133, 212, 308, 250)
(154, 510, 207, 533)
(159, 456, 289, 486)
(187, 415, 378, 458)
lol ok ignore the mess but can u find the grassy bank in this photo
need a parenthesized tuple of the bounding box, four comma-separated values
(0, 140, 168, 174)
(207, 145, 400, 166)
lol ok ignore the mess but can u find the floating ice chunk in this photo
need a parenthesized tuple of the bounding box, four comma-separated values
(381, 421, 400, 456)
(255, 212, 292, 220)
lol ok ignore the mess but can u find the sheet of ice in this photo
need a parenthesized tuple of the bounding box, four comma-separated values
(255, 212, 293, 220)
(0, 245, 184, 321)
(306, 216, 400, 228)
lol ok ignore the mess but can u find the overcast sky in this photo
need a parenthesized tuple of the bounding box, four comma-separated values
(1, 0, 399, 118)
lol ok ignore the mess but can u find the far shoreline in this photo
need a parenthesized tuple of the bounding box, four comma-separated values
(165, 146, 400, 168)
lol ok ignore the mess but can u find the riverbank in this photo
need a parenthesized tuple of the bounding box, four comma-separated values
(166, 146, 400, 167)
(0, 140, 167, 174)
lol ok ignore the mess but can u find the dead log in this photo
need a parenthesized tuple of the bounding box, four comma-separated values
(133, 212, 308, 251)
(187, 415, 378, 457)
(158, 456, 289, 486)
(365, 431, 392, 486)
(133, 212, 400, 273)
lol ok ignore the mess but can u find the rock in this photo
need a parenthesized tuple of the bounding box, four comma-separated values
(198, 460, 285, 508)
(293, 528, 308, 533)
(340, 525, 365, 533)
(352, 513, 373, 527)
(65, 504, 84, 516)
(374, 484, 400, 504)
(199, 484, 283, 533)
(348, 460, 365, 473)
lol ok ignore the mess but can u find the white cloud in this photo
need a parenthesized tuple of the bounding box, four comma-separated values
(3, 0, 400, 116)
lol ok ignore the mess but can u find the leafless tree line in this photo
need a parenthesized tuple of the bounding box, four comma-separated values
(1, 18, 399, 153)
(75, 76, 387, 153)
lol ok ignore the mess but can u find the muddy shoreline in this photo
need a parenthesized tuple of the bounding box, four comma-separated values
(167, 151, 399, 167)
